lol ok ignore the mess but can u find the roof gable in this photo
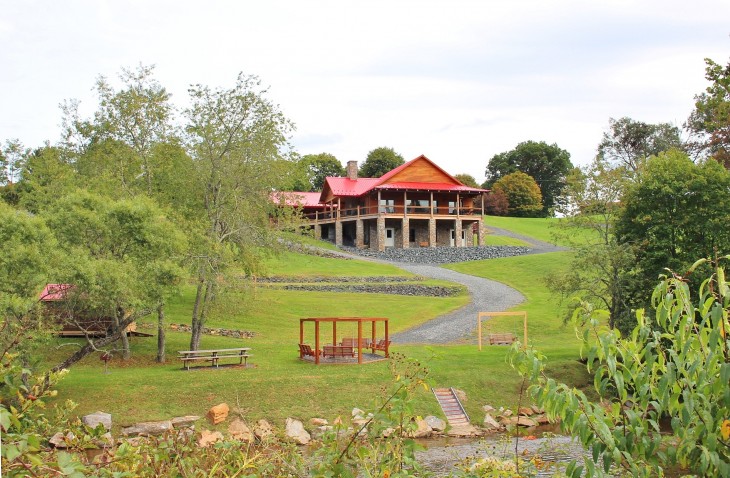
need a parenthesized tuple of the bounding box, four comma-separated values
(377, 155, 462, 187)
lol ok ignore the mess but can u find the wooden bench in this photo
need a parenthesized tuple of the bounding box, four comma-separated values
(488, 333, 516, 345)
(341, 337, 371, 349)
(178, 348, 252, 370)
(419, 241, 429, 247)
(322, 345, 354, 358)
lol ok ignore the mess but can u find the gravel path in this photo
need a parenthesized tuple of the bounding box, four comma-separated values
(348, 229, 566, 344)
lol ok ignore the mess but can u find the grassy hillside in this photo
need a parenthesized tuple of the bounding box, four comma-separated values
(49, 226, 590, 431)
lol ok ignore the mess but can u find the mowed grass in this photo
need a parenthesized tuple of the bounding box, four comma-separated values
(444, 251, 578, 348)
(49, 221, 591, 431)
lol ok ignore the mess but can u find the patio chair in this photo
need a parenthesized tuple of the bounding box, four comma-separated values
(299, 343, 320, 358)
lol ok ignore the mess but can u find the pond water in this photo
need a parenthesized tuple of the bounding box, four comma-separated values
(415, 432, 591, 477)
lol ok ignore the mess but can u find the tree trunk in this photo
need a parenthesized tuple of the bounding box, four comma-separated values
(114, 309, 131, 360)
(49, 309, 149, 375)
(190, 276, 207, 351)
(156, 302, 166, 363)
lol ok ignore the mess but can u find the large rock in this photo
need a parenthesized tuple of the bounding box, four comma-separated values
(228, 419, 254, 443)
(425, 416, 446, 432)
(351, 408, 365, 419)
(500, 416, 537, 428)
(254, 419, 275, 441)
(482, 404, 495, 413)
(207, 403, 229, 425)
(82, 411, 112, 431)
(198, 429, 223, 447)
(518, 407, 535, 416)
(310, 418, 328, 427)
(285, 418, 311, 445)
(49, 432, 75, 448)
(408, 417, 432, 438)
(172, 416, 200, 429)
(482, 414, 502, 431)
(122, 420, 173, 437)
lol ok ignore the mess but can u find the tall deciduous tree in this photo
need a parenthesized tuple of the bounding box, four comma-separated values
(359, 147, 404, 178)
(453, 173, 479, 188)
(549, 158, 635, 330)
(598, 117, 683, 174)
(92, 64, 175, 196)
(686, 57, 730, 168)
(485, 141, 573, 215)
(491, 171, 543, 217)
(616, 149, 730, 308)
(185, 73, 294, 350)
(299, 153, 344, 191)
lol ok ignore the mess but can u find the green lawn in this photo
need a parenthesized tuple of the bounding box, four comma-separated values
(49, 222, 590, 432)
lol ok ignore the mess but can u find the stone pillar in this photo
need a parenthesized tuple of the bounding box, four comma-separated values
(377, 216, 386, 252)
(314, 224, 321, 240)
(455, 219, 463, 247)
(428, 218, 436, 247)
(355, 219, 364, 249)
(478, 222, 487, 246)
(335, 221, 343, 247)
(401, 217, 409, 248)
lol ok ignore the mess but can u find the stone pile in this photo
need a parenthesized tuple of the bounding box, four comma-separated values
(481, 404, 552, 431)
(167, 323, 255, 339)
(341, 245, 532, 264)
(257, 275, 423, 283)
(280, 283, 462, 297)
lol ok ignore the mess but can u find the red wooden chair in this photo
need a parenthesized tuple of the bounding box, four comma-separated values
(299, 343, 320, 358)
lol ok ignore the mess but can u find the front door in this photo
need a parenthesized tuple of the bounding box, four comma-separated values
(385, 228, 395, 247)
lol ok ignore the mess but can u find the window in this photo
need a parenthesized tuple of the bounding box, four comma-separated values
(379, 199, 395, 213)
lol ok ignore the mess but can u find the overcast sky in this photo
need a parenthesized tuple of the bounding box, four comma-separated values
(2, 0, 729, 182)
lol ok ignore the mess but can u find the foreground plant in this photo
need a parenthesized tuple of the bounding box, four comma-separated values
(510, 256, 730, 477)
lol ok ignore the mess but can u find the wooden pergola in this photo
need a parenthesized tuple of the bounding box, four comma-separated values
(299, 317, 390, 365)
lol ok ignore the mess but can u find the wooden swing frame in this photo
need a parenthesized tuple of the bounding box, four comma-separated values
(477, 311, 527, 350)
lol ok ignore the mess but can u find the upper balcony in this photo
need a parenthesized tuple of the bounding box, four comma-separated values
(303, 204, 482, 223)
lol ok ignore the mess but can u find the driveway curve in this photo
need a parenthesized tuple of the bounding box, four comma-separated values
(361, 228, 565, 344)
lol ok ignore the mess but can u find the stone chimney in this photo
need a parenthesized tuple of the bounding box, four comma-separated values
(346, 161, 358, 180)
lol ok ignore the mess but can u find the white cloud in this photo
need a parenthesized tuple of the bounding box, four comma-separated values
(1, 0, 729, 181)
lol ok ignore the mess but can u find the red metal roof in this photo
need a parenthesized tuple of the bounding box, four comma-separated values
(321, 177, 380, 197)
(271, 191, 327, 208)
(39, 284, 74, 302)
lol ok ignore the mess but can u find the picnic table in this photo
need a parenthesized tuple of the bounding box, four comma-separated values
(178, 347, 252, 370)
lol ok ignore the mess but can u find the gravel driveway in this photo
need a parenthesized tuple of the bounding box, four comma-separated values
(340, 228, 566, 344)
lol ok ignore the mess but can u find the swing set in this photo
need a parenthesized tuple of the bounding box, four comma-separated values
(477, 311, 528, 351)
(298, 317, 390, 365)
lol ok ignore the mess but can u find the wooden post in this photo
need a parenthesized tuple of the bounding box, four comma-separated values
(300, 319, 304, 358)
(384, 320, 389, 358)
(371, 321, 376, 350)
(478, 315, 482, 351)
(523, 312, 528, 349)
(357, 320, 363, 364)
(315, 320, 320, 365)
(332, 321, 337, 348)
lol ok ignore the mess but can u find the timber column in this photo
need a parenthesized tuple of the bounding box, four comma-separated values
(377, 216, 386, 252)
(355, 219, 364, 249)
(478, 221, 487, 246)
(401, 217, 409, 248)
(455, 219, 463, 247)
(428, 218, 436, 247)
